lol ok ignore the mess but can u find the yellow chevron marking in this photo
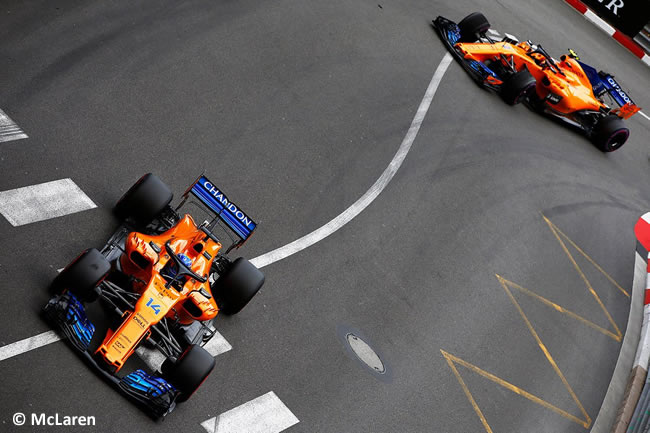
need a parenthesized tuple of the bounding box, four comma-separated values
(442, 215, 628, 431)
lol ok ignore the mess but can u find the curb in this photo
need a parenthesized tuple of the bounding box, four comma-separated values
(592, 214, 650, 433)
(590, 243, 646, 432)
(562, 0, 650, 67)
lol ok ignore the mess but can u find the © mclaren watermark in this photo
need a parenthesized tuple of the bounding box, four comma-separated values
(12, 412, 96, 427)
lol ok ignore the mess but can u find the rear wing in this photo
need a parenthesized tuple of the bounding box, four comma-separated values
(179, 175, 257, 249)
(578, 60, 641, 119)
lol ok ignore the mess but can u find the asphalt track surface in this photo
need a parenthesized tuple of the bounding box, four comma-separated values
(1, 0, 649, 432)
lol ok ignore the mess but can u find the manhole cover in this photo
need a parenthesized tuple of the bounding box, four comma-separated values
(346, 333, 386, 374)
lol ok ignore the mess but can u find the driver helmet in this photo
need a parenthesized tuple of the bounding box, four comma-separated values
(163, 253, 192, 280)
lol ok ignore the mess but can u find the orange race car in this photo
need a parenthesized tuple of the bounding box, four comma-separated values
(433, 13, 641, 151)
(44, 173, 265, 417)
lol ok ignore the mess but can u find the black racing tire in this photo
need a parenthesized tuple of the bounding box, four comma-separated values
(114, 173, 173, 225)
(458, 12, 490, 43)
(52, 249, 110, 302)
(211, 257, 265, 315)
(162, 344, 215, 402)
(501, 68, 537, 105)
(592, 115, 629, 152)
(526, 90, 546, 113)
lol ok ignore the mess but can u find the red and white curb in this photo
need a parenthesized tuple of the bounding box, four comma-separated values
(604, 214, 650, 433)
(563, 0, 650, 67)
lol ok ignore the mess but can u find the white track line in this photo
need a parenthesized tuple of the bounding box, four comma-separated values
(199, 55, 450, 431)
(0, 53, 453, 368)
(250, 52, 453, 269)
(0, 108, 27, 143)
(200, 392, 299, 433)
(639, 111, 650, 122)
(0, 330, 61, 361)
(0, 178, 96, 226)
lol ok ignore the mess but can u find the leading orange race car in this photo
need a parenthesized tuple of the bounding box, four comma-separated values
(44, 173, 265, 417)
(433, 12, 641, 152)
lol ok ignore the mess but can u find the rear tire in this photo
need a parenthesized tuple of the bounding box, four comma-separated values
(501, 68, 536, 105)
(211, 258, 265, 315)
(458, 12, 490, 43)
(114, 173, 173, 225)
(52, 249, 110, 302)
(162, 344, 215, 402)
(592, 115, 629, 152)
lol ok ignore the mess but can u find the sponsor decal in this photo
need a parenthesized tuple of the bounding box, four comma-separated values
(190, 175, 257, 240)
(202, 179, 253, 229)
(596, 0, 624, 16)
(606, 77, 632, 104)
(582, 0, 649, 36)
(546, 93, 563, 104)
(132, 314, 147, 329)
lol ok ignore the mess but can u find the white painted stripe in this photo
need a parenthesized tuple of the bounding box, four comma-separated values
(0, 330, 61, 361)
(135, 330, 232, 370)
(203, 330, 233, 355)
(584, 9, 616, 36)
(200, 392, 299, 433)
(0, 132, 23, 138)
(0, 126, 22, 133)
(0, 178, 96, 226)
(0, 132, 28, 143)
(643, 55, 650, 67)
(135, 346, 167, 370)
(250, 52, 454, 269)
(0, 108, 27, 143)
(639, 111, 650, 122)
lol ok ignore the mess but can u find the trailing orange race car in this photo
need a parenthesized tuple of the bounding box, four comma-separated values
(432, 13, 641, 152)
(44, 173, 265, 417)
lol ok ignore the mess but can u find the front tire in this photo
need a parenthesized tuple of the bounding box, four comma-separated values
(52, 249, 110, 302)
(592, 115, 629, 152)
(162, 344, 215, 402)
(211, 258, 265, 315)
(114, 173, 173, 225)
(458, 12, 490, 43)
(501, 68, 536, 105)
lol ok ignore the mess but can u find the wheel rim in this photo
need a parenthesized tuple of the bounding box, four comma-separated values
(514, 83, 535, 104)
(606, 129, 629, 150)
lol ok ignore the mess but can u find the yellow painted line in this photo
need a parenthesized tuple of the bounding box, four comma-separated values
(442, 214, 624, 431)
(499, 277, 621, 342)
(442, 350, 590, 429)
(441, 350, 494, 433)
(497, 276, 592, 428)
(542, 215, 629, 298)
(543, 215, 623, 339)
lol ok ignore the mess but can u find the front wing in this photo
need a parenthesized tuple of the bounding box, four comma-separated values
(432, 16, 502, 91)
(44, 292, 179, 418)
